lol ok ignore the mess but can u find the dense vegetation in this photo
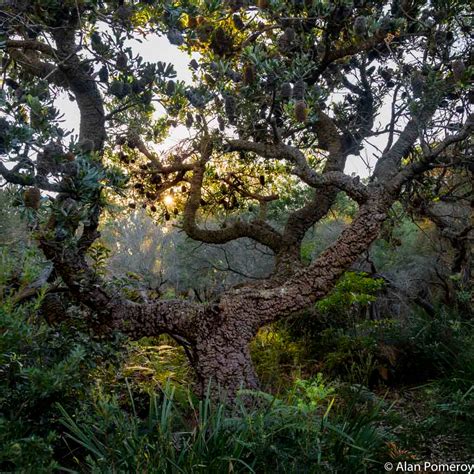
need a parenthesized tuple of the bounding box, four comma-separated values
(0, 0, 472, 472)
(1, 197, 473, 472)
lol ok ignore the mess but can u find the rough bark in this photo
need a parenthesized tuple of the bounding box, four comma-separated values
(192, 313, 259, 399)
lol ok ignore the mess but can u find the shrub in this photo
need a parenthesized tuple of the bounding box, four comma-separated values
(286, 272, 385, 346)
(0, 295, 124, 472)
(59, 378, 388, 473)
(251, 326, 308, 392)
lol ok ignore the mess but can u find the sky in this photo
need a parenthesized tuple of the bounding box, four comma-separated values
(57, 34, 193, 150)
(57, 33, 392, 179)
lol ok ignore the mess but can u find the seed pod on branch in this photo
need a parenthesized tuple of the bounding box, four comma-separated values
(127, 133, 140, 149)
(293, 79, 306, 100)
(353, 16, 367, 37)
(210, 27, 234, 56)
(185, 112, 194, 128)
(37, 143, 63, 174)
(98, 66, 109, 83)
(294, 100, 308, 123)
(281, 82, 293, 99)
(278, 27, 296, 53)
(151, 174, 162, 185)
(116, 52, 128, 71)
(167, 29, 184, 46)
(132, 79, 145, 94)
(411, 71, 424, 98)
(218, 116, 226, 131)
(0, 117, 10, 154)
(451, 60, 465, 82)
(284, 27, 296, 43)
(24, 187, 41, 209)
(224, 95, 237, 123)
(116, 5, 133, 25)
(166, 80, 176, 95)
(233, 14, 245, 30)
(110, 80, 127, 99)
(243, 63, 256, 85)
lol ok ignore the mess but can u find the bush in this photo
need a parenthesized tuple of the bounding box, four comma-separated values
(59, 377, 388, 473)
(315, 307, 474, 387)
(0, 295, 124, 472)
(251, 326, 308, 392)
(285, 272, 385, 346)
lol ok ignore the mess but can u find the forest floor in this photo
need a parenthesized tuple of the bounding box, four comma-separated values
(378, 385, 473, 465)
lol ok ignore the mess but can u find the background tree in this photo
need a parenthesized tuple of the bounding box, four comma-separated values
(0, 0, 472, 399)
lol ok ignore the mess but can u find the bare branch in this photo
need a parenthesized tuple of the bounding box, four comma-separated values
(183, 161, 283, 252)
(6, 39, 58, 57)
(392, 114, 474, 188)
(226, 140, 369, 202)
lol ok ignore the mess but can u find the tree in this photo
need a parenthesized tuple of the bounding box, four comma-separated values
(0, 0, 472, 399)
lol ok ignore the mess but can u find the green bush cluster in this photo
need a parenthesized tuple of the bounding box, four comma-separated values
(0, 296, 125, 472)
(1, 281, 473, 472)
(59, 378, 388, 474)
(297, 310, 474, 388)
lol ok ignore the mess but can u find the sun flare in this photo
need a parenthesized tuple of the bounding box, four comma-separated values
(163, 195, 174, 206)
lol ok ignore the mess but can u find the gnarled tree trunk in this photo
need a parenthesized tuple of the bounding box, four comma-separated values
(193, 326, 259, 398)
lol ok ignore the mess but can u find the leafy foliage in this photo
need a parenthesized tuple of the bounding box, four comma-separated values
(59, 379, 387, 474)
(0, 297, 124, 472)
(316, 272, 384, 315)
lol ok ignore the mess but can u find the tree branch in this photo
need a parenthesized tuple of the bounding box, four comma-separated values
(226, 140, 368, 202)
(6, 39, 58, 57)
(391, 113, 474, 188)
(183, 161, 283, 252)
